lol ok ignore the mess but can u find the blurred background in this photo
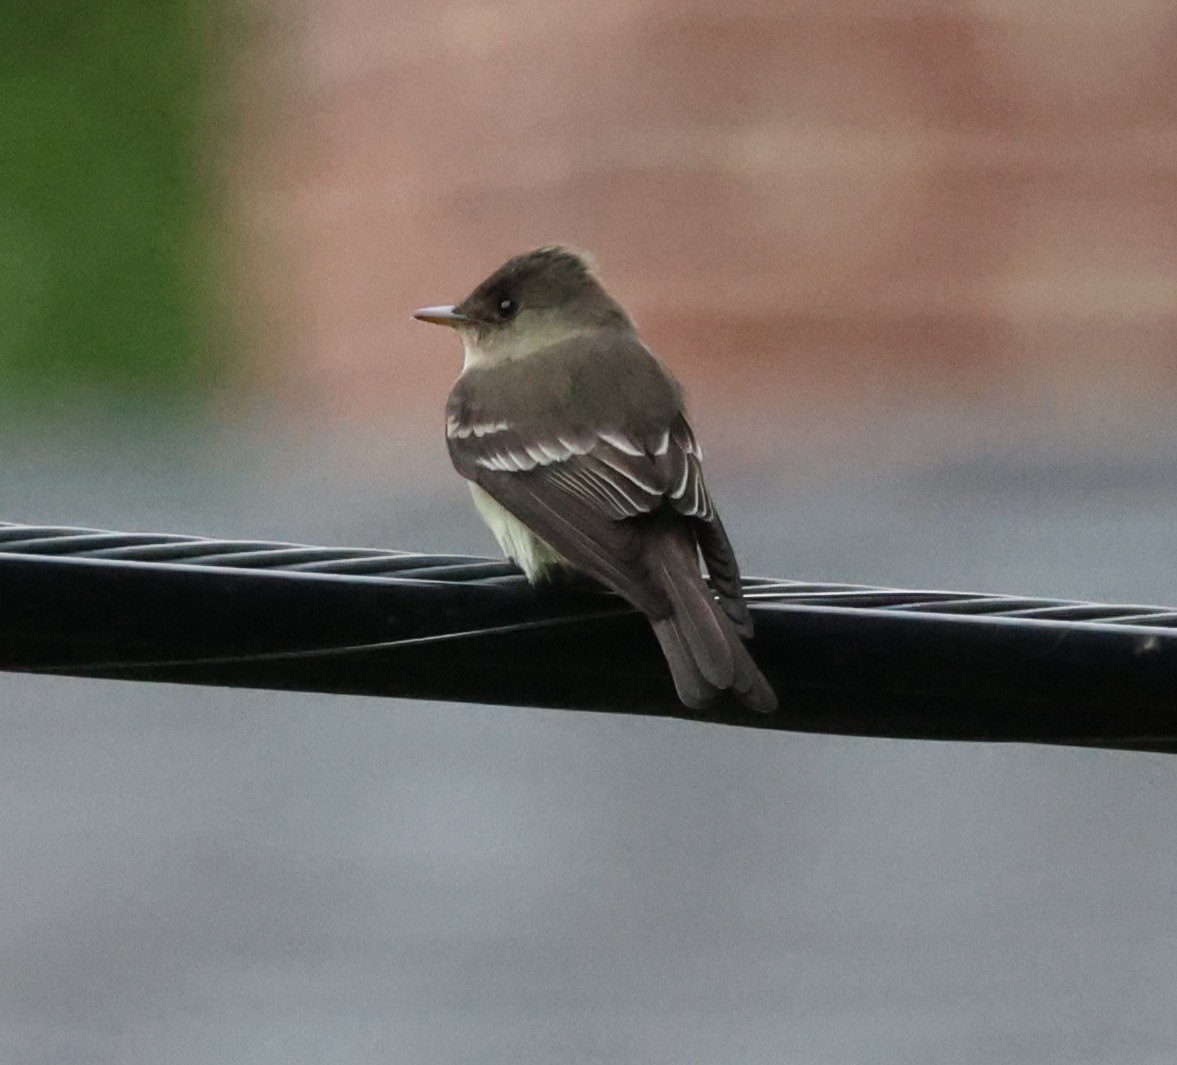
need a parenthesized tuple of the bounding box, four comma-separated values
(3, 2, 1177, 1062)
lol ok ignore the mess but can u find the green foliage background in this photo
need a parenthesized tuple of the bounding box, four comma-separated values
(0, 2, 218, 396)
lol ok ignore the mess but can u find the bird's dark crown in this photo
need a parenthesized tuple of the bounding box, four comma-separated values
(455, 246, 631, 330)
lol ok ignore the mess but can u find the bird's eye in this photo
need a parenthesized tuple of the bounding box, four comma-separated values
(497, 298, 518, 320)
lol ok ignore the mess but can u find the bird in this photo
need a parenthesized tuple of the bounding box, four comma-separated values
(413, 246, 776, 714)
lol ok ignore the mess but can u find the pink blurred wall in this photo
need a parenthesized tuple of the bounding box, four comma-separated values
(224, 0, 1177, 440)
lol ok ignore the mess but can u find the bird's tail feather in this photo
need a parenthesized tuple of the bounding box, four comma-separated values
(646, 532, 776, 714)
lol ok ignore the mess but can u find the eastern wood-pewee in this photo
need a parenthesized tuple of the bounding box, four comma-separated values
(415, 246, 776, 713)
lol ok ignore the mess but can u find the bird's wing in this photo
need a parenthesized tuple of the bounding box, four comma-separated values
(447, 404, 748, 627)
(657, 418, 752, 634)
(447, 416, 667, 616)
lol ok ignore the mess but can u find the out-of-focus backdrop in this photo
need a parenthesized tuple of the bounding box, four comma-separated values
(3, 3, 1177, 1062)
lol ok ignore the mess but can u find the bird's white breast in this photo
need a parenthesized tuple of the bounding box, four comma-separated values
(468, 483, 563, 581)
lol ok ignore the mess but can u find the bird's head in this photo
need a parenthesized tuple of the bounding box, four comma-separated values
(414, 246, 631, 366)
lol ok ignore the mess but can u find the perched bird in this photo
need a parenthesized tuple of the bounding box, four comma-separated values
(414, 246, 776, 713)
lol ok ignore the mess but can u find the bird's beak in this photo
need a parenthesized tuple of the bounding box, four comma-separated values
(413, 305, 470, 327)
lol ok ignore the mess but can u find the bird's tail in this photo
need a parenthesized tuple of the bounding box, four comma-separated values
(645, 530, 777, 714)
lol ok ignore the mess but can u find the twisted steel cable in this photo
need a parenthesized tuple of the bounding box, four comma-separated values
(1, 522, 1174, 751)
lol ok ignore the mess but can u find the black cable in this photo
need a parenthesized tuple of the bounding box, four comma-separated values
(1, 522, 1174, 752)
